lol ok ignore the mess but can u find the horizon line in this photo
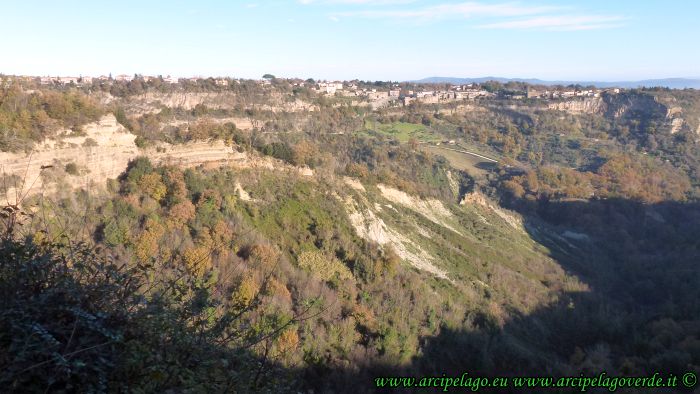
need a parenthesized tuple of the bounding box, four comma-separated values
(2, 72, 700, 84)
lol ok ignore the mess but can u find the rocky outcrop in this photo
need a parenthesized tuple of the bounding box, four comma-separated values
(166, 117, 254, 130)
(548, 93, 689, 135)
(342, 194, 449, 279)
(0, 115, 138, 199)
(343, 177, 366, 192)
(547, 93, 670, 122)
(670, 118, 684, 134)
(0, 115, 252, 199)
(118, 91, 317, 114)
(377, 184, 462, 235)
(548, 98, 605, 114)
(0, 114, 317, 200)
(603, 92, 668, 120)
(460, 191, 523, 231)
(146, 140, 245, 168)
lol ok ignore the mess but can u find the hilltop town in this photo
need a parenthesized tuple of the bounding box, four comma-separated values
(5, 73, 623, 108)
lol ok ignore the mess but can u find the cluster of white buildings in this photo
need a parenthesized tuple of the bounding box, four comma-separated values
(37, 74, 185, 86)
(311, 80, 494, 106)
(23, 74, 626, 104)
(317, 81, 344, 94)
(402, 88, 492, 105)
(526, 87, 621, 99)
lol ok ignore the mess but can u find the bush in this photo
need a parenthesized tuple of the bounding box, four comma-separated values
(82, 138, 98, 147)
(64, 162, 79, 176)
(0, 208, 295, 392)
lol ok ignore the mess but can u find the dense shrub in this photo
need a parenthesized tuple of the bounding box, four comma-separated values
(0, 210, 294, 392)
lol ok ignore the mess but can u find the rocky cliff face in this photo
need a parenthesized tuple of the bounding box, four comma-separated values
(114, 91, 316, 115)
(0, 115, 250, 200)
(0, 115, 137, 199)
(547, 97, 605, 114)
(602, 92, 668, 120)
(547, 93, 669, 120)
(547, 93, 689, 134)
(0, 113, 315, 201)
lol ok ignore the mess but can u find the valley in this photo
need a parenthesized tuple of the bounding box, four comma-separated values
(1, 76, 699, 392)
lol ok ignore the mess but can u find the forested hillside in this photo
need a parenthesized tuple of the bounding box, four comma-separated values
(1, 77, 699, 392)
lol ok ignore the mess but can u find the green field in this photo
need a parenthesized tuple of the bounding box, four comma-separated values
(364, 121, 439, 143)
(422, 144, 497, 178)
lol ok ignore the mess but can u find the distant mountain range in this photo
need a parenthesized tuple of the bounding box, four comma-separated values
(412, 77, 700, 89)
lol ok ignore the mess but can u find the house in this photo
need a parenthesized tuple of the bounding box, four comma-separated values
(440, 91, 456, 100)
(402, 96, 414, 106)
(215, 78, 229, 86)
(114, 74, 133, 82)
(318, 81, 344, 94)
(58, 76, 81, 85)
(388, 89, 400, 97)
(452, 84, 474, 91)
(417, 94, 439, 104)
(163, 75, 179, 84)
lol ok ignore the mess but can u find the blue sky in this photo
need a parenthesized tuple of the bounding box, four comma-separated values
(1, 1, 698, 81)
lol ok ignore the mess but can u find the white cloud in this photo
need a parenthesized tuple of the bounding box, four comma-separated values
(300, 0, 416, 5)
(476, 15, 626, 30)
(307, 1, 626, 31)
(338, 2, 559, 19)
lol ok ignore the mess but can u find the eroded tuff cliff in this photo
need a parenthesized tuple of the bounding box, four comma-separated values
(547, 97, 606, 114)
(111, 91, 317, 115)
(548, 93, 667, 117)
(0, 114, 288, 200)
(547, 92, 696, 134)
(602, 92, 668, 119)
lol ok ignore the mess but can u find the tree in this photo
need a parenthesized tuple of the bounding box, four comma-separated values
(138, 172, 167, 202)
(183, 245, 212, 275)
(0, 218, 295, 392)
(232, 274, 260, 307)
(292, 140, 317, 167)
(168, 200, 196, 226)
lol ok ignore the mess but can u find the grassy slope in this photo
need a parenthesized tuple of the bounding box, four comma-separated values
(363, 121, 440, 143)
(235, 168, 581, 317)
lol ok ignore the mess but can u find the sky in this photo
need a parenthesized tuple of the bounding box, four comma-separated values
(1, 0, 699, 81)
